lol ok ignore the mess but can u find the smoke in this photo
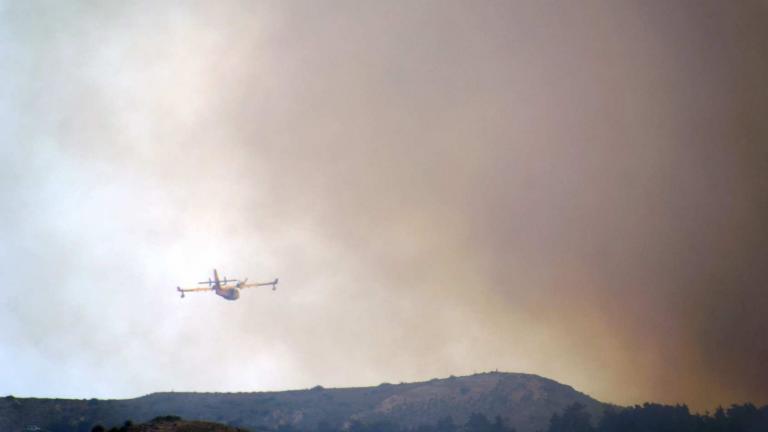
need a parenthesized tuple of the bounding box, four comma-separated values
(1, 0, 767, 410)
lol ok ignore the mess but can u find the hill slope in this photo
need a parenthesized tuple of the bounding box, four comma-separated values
(0, 372, 608, 432)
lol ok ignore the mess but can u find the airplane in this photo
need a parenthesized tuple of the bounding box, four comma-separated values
(177, 269, 278, 301)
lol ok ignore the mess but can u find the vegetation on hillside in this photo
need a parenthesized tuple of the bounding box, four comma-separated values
(95, 405, 768, 432)
(545, 402, 768, 432)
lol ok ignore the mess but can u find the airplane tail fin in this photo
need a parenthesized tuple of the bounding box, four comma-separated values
(272, 278, 279, 291)
(177, 286, 185, 298)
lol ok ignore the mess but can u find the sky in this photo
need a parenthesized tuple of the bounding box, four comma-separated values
(1, 0, 767, 411)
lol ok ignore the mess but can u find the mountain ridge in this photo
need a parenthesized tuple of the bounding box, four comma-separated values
(0, 372, 609, 432)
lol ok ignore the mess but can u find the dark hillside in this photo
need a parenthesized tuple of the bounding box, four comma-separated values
(124, 417, 248, 432)
(0, 372, 607, 432)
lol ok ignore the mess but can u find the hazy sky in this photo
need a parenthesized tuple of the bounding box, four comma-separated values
(2, 0, 767, 411)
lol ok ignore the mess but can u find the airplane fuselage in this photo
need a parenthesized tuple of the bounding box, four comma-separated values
(212, 269, 240, 300)
(215, 287, 240, 300)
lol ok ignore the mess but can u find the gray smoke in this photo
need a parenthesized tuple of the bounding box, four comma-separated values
(1, 0, 766, 410)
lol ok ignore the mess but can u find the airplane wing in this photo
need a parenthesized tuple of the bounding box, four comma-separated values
(238, 279, 279, 291)
(177, 286, 213, 298)
(178, 287, 213, 292)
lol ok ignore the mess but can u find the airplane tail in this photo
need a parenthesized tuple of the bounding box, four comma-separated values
(177, 286, 185, 298)
(272, 278, 279, 291)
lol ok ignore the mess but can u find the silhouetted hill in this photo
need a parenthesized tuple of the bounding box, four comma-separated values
(0, 372, 608, 432)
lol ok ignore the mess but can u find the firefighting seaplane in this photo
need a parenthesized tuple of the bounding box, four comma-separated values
(177, 269, 278, 301)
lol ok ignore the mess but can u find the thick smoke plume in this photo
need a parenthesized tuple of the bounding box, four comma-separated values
(1, 0, 766, 410)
